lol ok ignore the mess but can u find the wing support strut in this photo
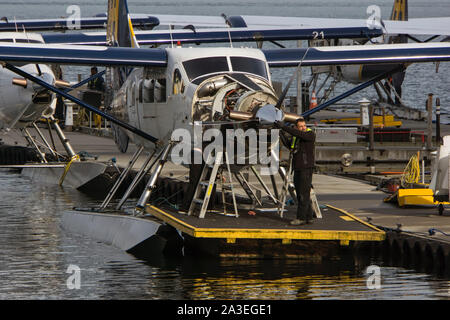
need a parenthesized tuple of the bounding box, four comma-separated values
(64, 70, 106, 92)
(1, 62, 160, 145)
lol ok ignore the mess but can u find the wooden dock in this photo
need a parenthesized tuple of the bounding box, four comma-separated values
(146, 203, 385, 258)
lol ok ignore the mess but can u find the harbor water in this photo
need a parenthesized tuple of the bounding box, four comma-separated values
(1, 0, 450, 300)
(1, 170, 450, 300)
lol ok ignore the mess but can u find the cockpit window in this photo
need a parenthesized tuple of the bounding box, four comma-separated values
(230, 57, 268, 79)
(183, 57, 229, 81)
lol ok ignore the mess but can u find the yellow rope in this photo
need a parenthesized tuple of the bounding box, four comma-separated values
(59, 155, 80, 186)
(401, 153, 420, 188)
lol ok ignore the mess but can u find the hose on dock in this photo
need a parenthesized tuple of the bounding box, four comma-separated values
(428, 228, 450, 237)
(400, 153, 420, 188)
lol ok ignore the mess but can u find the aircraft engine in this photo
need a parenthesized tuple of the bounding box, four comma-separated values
(339, 63, 404, 84)
(192, 74, 299, 168)
(1, 63, 56, 130)
(193, 74, 279, 121)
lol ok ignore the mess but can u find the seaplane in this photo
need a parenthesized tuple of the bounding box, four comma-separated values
(34, 0, 450, 119)
(0, 13, 160, 166)
(0, 2, 387, 164)
(1, 0, 441, 136)
(0, 0, 449, 211)
(0, 2, 389, 173)
(124, 0, 446, 108)
(0, 12, 159, 131)
(0, 0, 448, 258)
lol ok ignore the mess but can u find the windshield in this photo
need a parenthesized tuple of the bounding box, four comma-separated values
(183, 57, 229, 81)
(183, 56, 269, 82)
(230, 57, 268, 79)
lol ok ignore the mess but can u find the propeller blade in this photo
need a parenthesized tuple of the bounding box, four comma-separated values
(12, 77, 27, 88)
(54, 80, 71, 88)
(35, 64, 42, 76)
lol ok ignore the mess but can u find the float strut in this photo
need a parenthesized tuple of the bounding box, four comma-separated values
(99, 145, 144, 211)
(134, 142, 174, 214)
(115, 148, 159, 210)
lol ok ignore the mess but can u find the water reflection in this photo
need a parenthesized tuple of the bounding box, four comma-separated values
(0, 170, 450, 299)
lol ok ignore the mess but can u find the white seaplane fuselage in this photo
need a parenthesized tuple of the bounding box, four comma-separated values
(112, 47, 279, 151)
(0, 32, 56, 131)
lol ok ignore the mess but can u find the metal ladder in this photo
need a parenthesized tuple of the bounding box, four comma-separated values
(278, 173, 322, 219)
(277, 152, 293, 218)
(219, 151, 239, 217)
(188, 150, 238, 218)
(311, 187, 322, 219)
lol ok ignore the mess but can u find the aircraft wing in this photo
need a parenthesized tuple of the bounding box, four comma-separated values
(143, 14, 450, 37)
(0, 42, 449, 69)
(0, 14, 158, 32)
(0, 43, 167, 67)
(150, 14, 227, 28)
(250, 16, 450, 37)
(263, 42, 450, 67)
(42, 26, 383, 46)
(383, 18, 450, 37)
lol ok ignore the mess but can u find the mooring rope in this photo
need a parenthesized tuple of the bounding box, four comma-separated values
(401, 153, 420, 188)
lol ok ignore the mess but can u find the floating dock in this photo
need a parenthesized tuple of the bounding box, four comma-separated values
(146, 203, 385, 258)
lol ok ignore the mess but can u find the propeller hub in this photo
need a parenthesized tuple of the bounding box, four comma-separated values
(254, 104, 283, 124)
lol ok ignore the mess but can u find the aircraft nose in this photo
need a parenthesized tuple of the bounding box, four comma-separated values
(31, 72, 55, 91)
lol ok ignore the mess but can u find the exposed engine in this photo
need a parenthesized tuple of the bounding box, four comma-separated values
(192, 74, 278, 121)
(190, 73, 294, 169)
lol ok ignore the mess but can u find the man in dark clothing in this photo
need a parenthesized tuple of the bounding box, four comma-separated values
(88, 67, 105, 92)
(275, 117, 315, 225)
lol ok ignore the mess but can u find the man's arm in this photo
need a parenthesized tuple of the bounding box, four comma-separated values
(275, 122, 315, 141)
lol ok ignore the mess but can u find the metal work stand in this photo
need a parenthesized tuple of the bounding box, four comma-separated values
(219, 150, 239, 217)
(234, 170, 263, 207)
(311, 187, 322, 219)
(250, 165, 278, 205)
(188, 150, 239, 219)
(277, 152, 293, 218)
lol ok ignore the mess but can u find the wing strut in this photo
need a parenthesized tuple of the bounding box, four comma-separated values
(64, 70, 106, 92)
(1, 62, 160, 145)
